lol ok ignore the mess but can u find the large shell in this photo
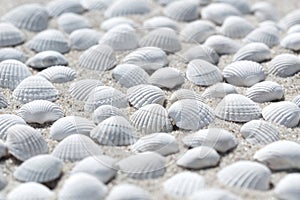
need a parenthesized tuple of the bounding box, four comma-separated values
(204, 35, 241, 55)
(69, 79, 103, 101)
(163, 1, 198, 22)
(189, 188, 240, 200)
(183, 45, 219, 64)
(214, 0, 251, 14)
(281, 33, 300, 51)
(149, 67, 184, 89)
(268, 54, 300, 77)
(143, 16, 179, 31)
(169, 89, 205, 103)
(181, 20, 215, 43)
(278, 9, 300, 30)
(274, 174, 300, 200)
(106, 184, 151, 200)
(0, 48, 26, 63)
(288, 24, 300, 34)
(221, 16, 254, 38)
(46, 0, 84, 17)
(36, 66, 76, 83)
(0, 23, 25, 47)
(0, 114, 26, 140)
(202, 83, 238, 99)
(80, 0, 113, 11)
(58, 13, 91, 34)
(92, 105, 127, 124)
(251, 2, 279, 22)
(233, 42, 271, 62)
(243, 26, 280, 48)
(26, 50, 68, 69)
(217, 161, 271, 190)
(0, 92, 8, 109)
(70, 28, 102, 51)
(101, 17, 136, 31)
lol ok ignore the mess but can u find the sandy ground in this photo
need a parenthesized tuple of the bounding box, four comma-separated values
(0, 0, 300, 199)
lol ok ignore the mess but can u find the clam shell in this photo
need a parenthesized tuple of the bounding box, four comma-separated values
(0, 92, 8, 109)
(92, 105, 127, 124)
(183, 45, 219, 64)
(106, 184, 151, 200)
(70, 28, 102, 51)
(100, 17, 136, 31)
(292, 95, 300, 107)
(0, 114, 26, 140)
(80, 0, 113, 10)
(274, 174, 300, 200)
(149, 67, 184, 89)
(251, 2, 279, 22)
(26, 50, 68, 69)
(36, 66, 76, 83)
(233, 42, 271, 62)
(58, 13, 91, 34)
(288, 24, 300, 34)
(202, 83, 238, 99)
(69, 79, 103, 101)
(189, 188, 240, 200)
(268, 54, 300, 77)
(281, 33, 300, 51)
(243, 26, 280, 48)
(143, 16, 179, 31)
(0, 140, 8, 159)
(204, 35, 241, 55)
(217, 161, 271, 190)
(163, 1, 198, 21)
(46, 0, 84, 17)
(221, 16, 254, 39)
(0, 23, 25, 47)
(181, 20, 216, 43)
(278, 9, 300, 30)
(214, 0, 251, 14)
(0, 48, 26, 63)
(169, 89, 205, 103)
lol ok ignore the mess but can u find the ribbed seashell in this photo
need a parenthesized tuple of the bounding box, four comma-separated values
(278, 9, 300, 30)
(169, 89, 205, 103)
(131, 133, 179, 156)
(46, 0, 84, 17)
(281, 33, 300, 51)
(274, 174, 300, 200)
(215, 94, 261, 122)
(104, 0, 150, 18)
(168, 99, 214, 130)
(287, 24, 300, 34)
(70, 28, 102, 50)
(163, 1, 198, 22)
(213, 0, 251, 14)
(58, 13, 91, 34)
(259, 20, 281, 30)
(139, 28, 181, 53)
(79, 44, 116, 71)
(14, 154, 63, 183)
(262, 101, 300, 128)
(0, 92, 8, 109)
(27, 29, 70, 54)
(58, 173, 108, 200)
(182, 128, 238, 153)
(243, 26, 280, 48)
(254, 140, 300, 170)
(246, 81, 284, 103)
(268, 54, 300, 77)
(149, 67, 184, 89)
(123, 47, 168, 73)
(80, 0, 113, 10)
(36, 66, 76, 83)
(100, 17, 135, 31)
(221, 16, 254, 39)
(69, 79, 103, 101)
(13, 76, 59, 103)
(106, 184, 151, 200)
(0, 48, 26, 63)
(202, 83, 238, 99)
(71, 155, 117, 183)
(117, 152, 166, 179)
(112, 64, 149, 88)
(163, 172, 205, 197)
(251, 2, 279, 22)
(204, 35, 241, 55)
(217, 161, 271, 190)
(26, 50, 68, 69)
(183, 45, 219, 64)
(189, 188, 240, 200)
(1, 4, 48, 32)
(6, 124, 48, 161)
(7, 182, 54, 200)
(0, 114, 26, 140)
(130, 104, 173, 134)
(143, 16, 179, 31)
(0, 23, 25, 47)
(293, 95, 300, 107)
(201, 3, 241, 25)
(233, 42, 271, 62)
(180, 20, 216, 43)
(186, 59, 223, 86)
(52, 134, 102, 162)
(0, 140, 8, 159)
(92, 105, 126, 124)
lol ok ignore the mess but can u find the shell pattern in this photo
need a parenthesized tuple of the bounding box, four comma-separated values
(169, 89, 205, 103)
(92, 105, 127, 124)
(183, 45, 219, 64)
(204, 35, 241, 55)
(149, 67, 184, 89)
(46, 0, 84, 17)
(243, 26, 280, 48)
(0, 23, 25, 47)
(233, 42, 271, 62)
(268, 54, 300, 77)
(221, 16, 254, 39)
(0, 48, 27, 63)
(180, 20, 216, 43)
(37, 65, 76, 83)
(101, 17, 136, 31)
(163, 1, 198, 22)
(0, 114, 26, 140)
(143, 16, 179, 31)
(58, 13, 91, 34)
(70, 28, 102, 51)
(202, 82, 238, 99)
(69, 79, 103, 101)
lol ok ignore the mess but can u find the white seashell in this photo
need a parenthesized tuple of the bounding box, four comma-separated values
(106, 184, 151, 200)
(80, 0, 113, 10)
(131, 132, 179, 156)
(217, 161, 271, 190)
(14, 154, 63, 183)
(274, 173, 300, 200)
(52, 134, 102, 162)
(213, 0, 251, 14)
(281, 33, 300, 51)
(0, 114, 26, 140)
(251, 2, 279, 22)
(70, 28, 102, 50)
(268, 54, 300, 77)
(149, 67, 184, 89)
(182, 128, 238, 153)
(139, 28, 181, 53)
(254, 140, 300, 170)
(278, 9, 300, 30)
(58, 13, 91, 34)
(58, 173, 108, 200)
(79, 44, 116, 71)
(46, 0, 84, 17)
(69, 79, 103, 101)
(181, 20, 216, 43)
(164, 172, 205, 197)
(259, 20, 281, 30)
(0, 170, 7, 191)
(183, 45, 219, 64)
(221, 16, 254, 39)
(243, 26, 280, 48)
(186, 59, 223, 86)
(204, 35, 241, 55)
(168, 99, 215, 130)
(130, 104, 173, 134)
(6, 124, 48, 161)
(0, 23, 25, 47)
(287, 24, 300, 34)
(92, 105, 127, 124)
(0, 92, 8, 109)
(163, 1, 198, 22)
(71, 155, 117, 183)
(36, 66, 76, 83)
(1, 4, 49, 32)
(117, 152, 166, 179)
(233, 42, 271, 62)
(169, 89, 205, 103)
(202, 83, 238, 99)
(262, 101, 300, 128)
(0, 140, 8, 159)
(292, 95, 300, 107)
(143, 16, 179, 31)
(215, 94, 261, 122)
(0, 48, 26, 63)
(26, 50, 68, 69)
(189, 188, 240, 200)
(100, 17, 135, 31)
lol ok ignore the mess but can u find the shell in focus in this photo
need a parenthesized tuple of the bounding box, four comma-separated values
(70, 28, 102, 51)
(202, 83, 238, 99)
(183, 45, 219, 64)
(204, 35, 241, 55)
(243, 26, 280, 48)
(36, 66, 76, 83)
(58, 13, 91, 34)
(69, 79, 103, 101)
(169, 89, 205, 103)
(233, 42, 271, 62)
(0, 114, 26, 140)
(26, 50, 68, 69)
(0, 48, 26, 63)
(163, 1, 198, 22)
(180, 20, 216, 43)
(274, 174, 300, 200)
(106, 184, 151, 200)
(92, 105, 127, 124)
(221, 16, 254, 39)
(46, 0, 84, 17)
(149, 67, 184, 89)
(281, 33, 300, 51)
(268, 54, 300, 77)
(0, 23, 25, 47)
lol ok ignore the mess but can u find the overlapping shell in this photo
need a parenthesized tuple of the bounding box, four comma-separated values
(274, 174, 300, 200)
(37, 66, 76, 83)
(268, 54, 300, 77)
(233, 42, 271, 62)
(0, 48, 26, 63)
(46, 0, 84, 17)
(92, 105, 127, 124)
(180, 20, 216, 43)
(106, 184, 151, 200)
(58, 13, 91, 34)
(80, 0, 112, 11)
(143, 16, 179, 31)
(281, 33, 300, 51)
(279, 9, 300, 30)
(70, 28, 102, 50)
(204, 35, 241, 55)
(0, 92, 8, 109)
(0, 23, 25, 47)
(292, 95, 300, 107)
(149, 67, 184, 89)
(243, 26, 280, 48)
(169, 89, 205, 103)
(221, 16, 254, 38)
(26, 50, 68, 69)
(163, 1, 198, 22)
(0, 114, 26, 140)
(214, 0, 251, 14)
(202, 83, 238, 99)
(69, 79, 103, 101)
(101, 17, 136, 31)
(183, 45, 219, 64)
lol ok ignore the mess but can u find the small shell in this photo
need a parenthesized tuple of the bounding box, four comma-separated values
(69, 79, 103, 101)
(50, 116, 95, 141)
(0, 48, 26, 63)
(0, 23, 25, 47)
(0, 114, 26, 140)
(204, 35, 241, 55)
(0, 140, 8, 159)
(106, 184, 151, 200)
(217, 161, 271, 190)
(278, 9, 300, 30)
(46, 0, 84, 17)
(183, 45, 219, 64)
(26, 50, 68, 69)
(149, 67, 184, 89)
(80, 0, 113, 11)
(58, 13, 91, 34)
(251, 2, 279, 22)
(100, 17, 136, 31)
(143, 16, 179, 31)
(0, 92, 8, 109)
(221, 16, 254, 39)
(268, 54, 300, 77)
(202, 83, 238, 99)
(181, 20, 216, 43)
(117, 152, 166, 179)
(262, 101, 300, 128)
(92, 105, 127, 124)
(254, 140, 300, 170)
(215, 94, 261, 122)
(274, 174, 300, 200)
(214, 0, 251, 14)
(70, 28, 102, 51)
(168, 99, 215, 130)
(37, 66, 76, 83)
(6, 124, 48, 161)
(233, 42, 271, 62)
(169, 89, 205, 103)
(243, 26, 280, 48)
(189, 188, 240, 200)
(163, 1, 198, 22)
(281, 33, 300, 51)
(292, 95, 300, 107)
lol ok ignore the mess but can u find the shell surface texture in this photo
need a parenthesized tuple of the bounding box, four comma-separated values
(26, 50, 68, 69)
(0, 23, 25, 47)
(37, 65, 77, 83)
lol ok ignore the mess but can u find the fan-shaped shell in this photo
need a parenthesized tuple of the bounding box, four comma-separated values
(251, 2, 279, 22)
(214, 0, 251, 14)
(0, 114, 26, 140)
(69, 79, 103, 101)
(202, 83, 238, 99)
(0, 92, 8, 109)
(181, 20, 216, 43)
(92, 105, 127, 124)
(243, 26, 280, 48)
(0, 23, 25, 47)
(0, 48, 26, 63)
(101, 17, 136, 31)
(268, 54, 300, 77)
(143, 16, 179, 31)
(233, 42, 271, 62)
(204, 35, 241, 55)
(37, 66, 76, 83)
(163, 1, 198, 22)
(274, 174, 300, 200)
(0, 140, 8, 159)
(106, 184, 151, 200)
(278, 9, 300, 30)
(221, 16, 254, 39)
(58, 13, 91, 34)
(189, 188, 240, 200)
(70, 28, 102, 51)
(169, 89, 205, 103)
(149, 67, 184, 89)
(183, 45, 219, 64)
(46, 0, 84, 17)
(26, 50, 68, 69)
(281, 33, 300, 51)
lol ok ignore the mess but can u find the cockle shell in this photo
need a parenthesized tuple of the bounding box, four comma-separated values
(180, 20, 216, 43)
(0, 23, 25, 47)
(221, 16, 254, 39)
(149, 67, 184, 89)
(251, 2, 279, 22)
(143, 16, 179, 31)
(0, 48, 26, 63)
(169, 89, 205, 103)
(281, 33, 300, 51)
(233, 42, 271, 62)
(0, 114, 26, 140)
(202, 83, 238, 99)
(163, 1, 198, 22)
(26, 50, 68, 69)
(106, 184, 151, 200)
(58, 13, 91, 34)
(92, 105, 127, 124)
(70, 28, 102, 51)
(278, 9, 300, 30)
(274, 174, 300, 200)
(288, 24, 300, 34)
(69, 79, 103, 101)
(214, 0, 251, 14)
(80, 0, 113, 11)
(292, 95, 300, 107)
(46, 0, 84, 17)
(268, 54, 300, 77)
(243, 26, 280, 48)
(100, 17, 136, 31)
(204, 35, 241, 55)
(189, 188, 240, 200)
(36, 66, 76, 83)
(183, 45, 219, 64)
(0, 92, 8, 109)
(0, 140, 8, 159)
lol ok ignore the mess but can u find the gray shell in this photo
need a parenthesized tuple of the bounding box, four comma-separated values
(70, 28, 102, 51)
(268, 54, 300, 77)
(183, 45, 219, 64)
(101, 17, 136, 31)
(243, 26, 280, 48)
(202, 83, 238, 99)
(251, 2, 279, 22)
(163, 1, 198, 22)
(281, 33, 300, 51)
(292, 95, 300, 107)
(274, 174, 300, 200)
(106, 184, 151, 200)
(26, 50, 68, 69)
(143, 16, 179, 31)
(0, 92, 8, 109)
(149, 67, 184, 89)
(278, 9, 300, 30)
(233, 42, 271, 62)
(0, 140, 8, 159)
(0, 114, 26, 140)
(36, 66, 76, 83)
(80, 0, 113, 11)
(92, 105, 127, 124)
(46, 0, 84, 17)
(69, 79, 103, 101)
(58, 13, 91, 34)
(169, 89, 205, 103)
(180, 20, 216, 43)
(221, 16, 254, 38)
(0, 170, 7, 191)
(189, 188, 240, 200)
(0, 23, 25, 47)
(0, 48, 26, 63)
(214, 0, 251, 14)
(204, 35, 241, 55)
(288, 24, 300, 34)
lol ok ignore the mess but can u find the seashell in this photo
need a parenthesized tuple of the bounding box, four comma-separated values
(71, 155, 117, 183)
(52, 134, 102, 162)
(100, 17, 136, 31)
(13, 76, 59, 103)
(6, 124, 48, 161)
(50, 116, 95, 141)
(246, 81, 284, 103)
(143, 16, 179, 31)
(221, 16, 254, 39)
(0, 59, 31, 90)
(79, 44, 116, 71)
(127, 84, 165, 109)
(157, 0, 179, 6)
(26, 50, 68, 69)
(58, 173, 108, 200)
(17, 100, 64, 124)
(281, 33, 300, 51)
(14, 154, 63, 183)
(131, 132, 179, 156)
(177, 146, 220, 169)
(233, 42, 271, 62)
(130, 104, 173, 134)
(36, 66, 76, 83)
(183, 45, 219, 64)
(1, 4, 49, 32)
(217, 161, 271, 190)
(182, 128, 238, 153)
(215, 94, 261, 122)
(46, 0, 84, 17)
(243, 26, 280, 48)
(70, 28, 102, 50)
(287, 24, 300, 34)
(98, 24, 138, 51)
(92, 105, 127, 124)
(80, 0, 114, 10)
(186, 59, 223, 86)
(69, 79, 103, 101)
(201, 3, 241, 25)
(202, 83, 238, 99)
(123, 47, 168, 73)
(0, 140, 8, 159)
(106, 184, 151, 200)
(0, 92, 8, 109)
(169, 89, 205, 103)
(0, 170, 7, 191)
(268, 54, 300, 77)
(180, 20, 216, 43)
(149, 67, 184, 89)
(0, 48, 26, 63)
(204, 35, 241, 55)
(168, 99, 214, 130)
(58, 13, 91, 34)
(213, 0, 251, 14)
(139, 28, 181, 53)
(259, 20, 281, 30)
(189, 188, 240, 200)
(0, 114, 26, 140)
(27, 29, 70, 54)
(278, 9, 300, 30)
(251, 2, 279, 22)
(7, 182, 54, 200)
(240, 120, 280, 145)
(163, 1, 198, 22)
(274, 173, 300, 200)
(254, 140, 300, 170)
(292, 95, 300, 107)
(0, 23, 25, 47)
(262, 101, 300, 128)
(112, 64, 149, 88)
(163, 172, 205, 197)
(117, 152, 166, 179)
